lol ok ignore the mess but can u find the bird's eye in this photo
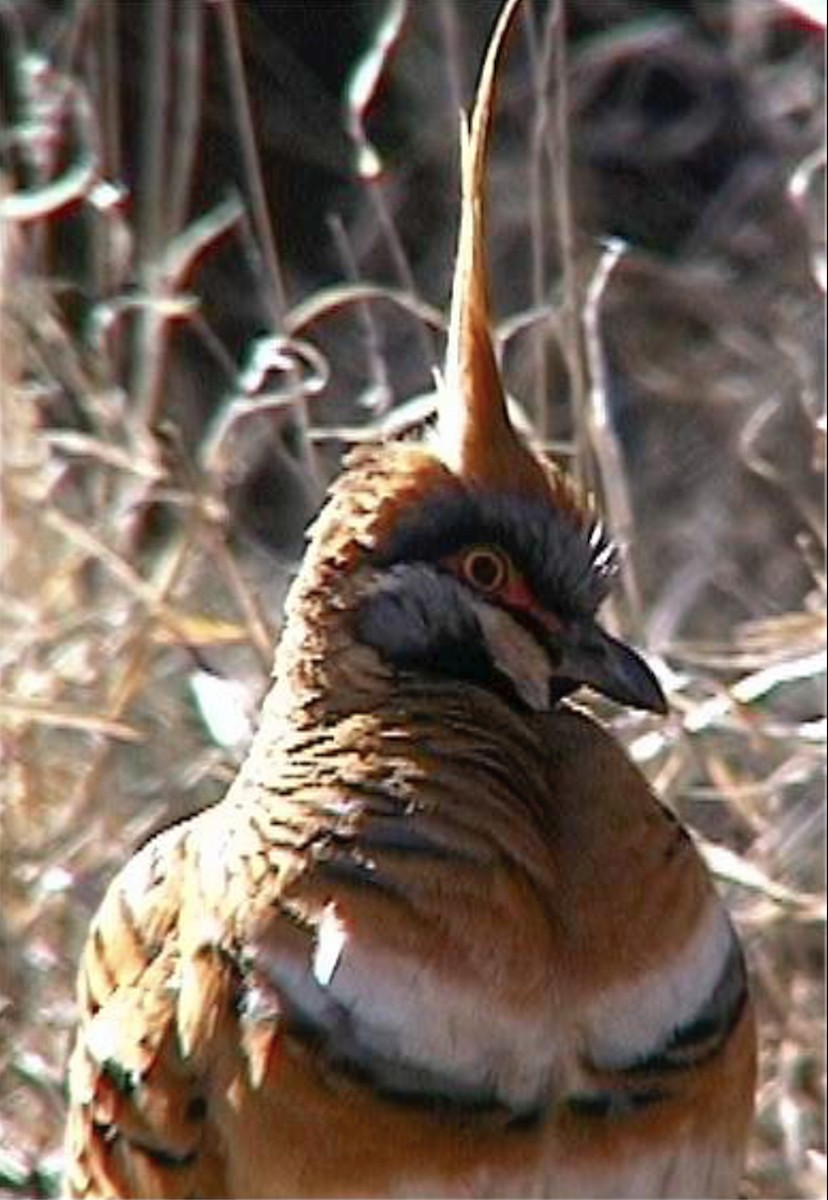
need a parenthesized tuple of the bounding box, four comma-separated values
(460, 547, 509, 593)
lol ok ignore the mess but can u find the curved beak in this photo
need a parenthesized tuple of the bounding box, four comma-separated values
(557, 623, 668, 715)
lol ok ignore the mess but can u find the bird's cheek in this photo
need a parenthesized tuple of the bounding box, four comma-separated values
(473, 602, 553, 711)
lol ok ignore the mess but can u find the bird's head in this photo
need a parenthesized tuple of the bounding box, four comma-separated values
(279, 0, 666, 720)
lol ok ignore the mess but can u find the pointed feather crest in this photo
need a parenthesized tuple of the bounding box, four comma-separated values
(439, 0, 550, 499)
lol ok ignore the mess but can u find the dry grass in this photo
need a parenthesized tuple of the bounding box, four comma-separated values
(1, 1, 824, 1196)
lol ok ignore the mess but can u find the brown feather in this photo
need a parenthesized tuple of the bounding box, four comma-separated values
(63, 2, 755, 1194)
(440, 0, 564, 508)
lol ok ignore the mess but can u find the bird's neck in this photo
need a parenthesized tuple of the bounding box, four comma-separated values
(263, 579, 393, 741)
(260, 446, 438, 736)
(246, 652, 557, 885)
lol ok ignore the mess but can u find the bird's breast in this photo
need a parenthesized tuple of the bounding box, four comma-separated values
(204, 694, 579, 1119)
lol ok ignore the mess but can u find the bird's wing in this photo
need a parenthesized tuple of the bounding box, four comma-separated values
(63, 817, 231, 1198)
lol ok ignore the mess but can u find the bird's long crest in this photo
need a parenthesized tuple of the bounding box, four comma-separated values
(440, 0, 550, 496)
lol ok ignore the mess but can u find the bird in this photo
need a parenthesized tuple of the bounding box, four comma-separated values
(63, 0, 757, 1195)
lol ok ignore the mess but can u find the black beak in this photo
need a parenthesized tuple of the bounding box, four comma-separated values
(557, 623, 668, 715)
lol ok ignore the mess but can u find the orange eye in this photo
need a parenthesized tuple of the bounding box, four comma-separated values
(460, 547, 510, 593)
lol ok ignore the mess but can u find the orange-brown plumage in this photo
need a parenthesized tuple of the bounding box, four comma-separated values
(440, 0, 582, 518)
(64, 1, 756, 1195)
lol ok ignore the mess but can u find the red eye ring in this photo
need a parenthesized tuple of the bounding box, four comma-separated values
(460, 547, 509, 593)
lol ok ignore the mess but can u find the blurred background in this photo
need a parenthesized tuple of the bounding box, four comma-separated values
(1, 0, 825, 1194)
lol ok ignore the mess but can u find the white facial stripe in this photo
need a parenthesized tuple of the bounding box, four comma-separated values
(582, 901, 737, 1070)
(472, 599, 551, 710)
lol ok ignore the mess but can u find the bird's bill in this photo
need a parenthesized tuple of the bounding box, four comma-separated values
(557, 624, 668, 715)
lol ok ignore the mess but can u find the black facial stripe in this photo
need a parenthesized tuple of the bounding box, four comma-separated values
(356, 565, 530, 710)
(373, 490, 615, 620)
